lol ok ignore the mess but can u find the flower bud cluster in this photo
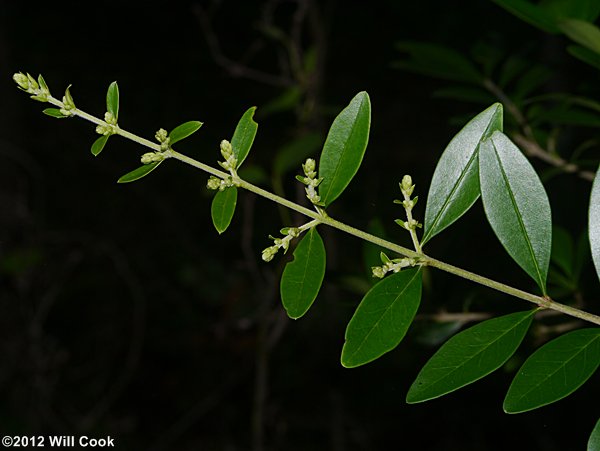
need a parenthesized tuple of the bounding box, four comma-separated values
(371, 252, 417, 278)
(155, 128, 170, 151)
(217, 140, 238, 174)
(394, 174, 422, 232)
(13, 72, 51, 102)
(261, 227, 300, 262)
(59, 85, 77, 117)
(207, 175, 236, 191)
(296, 158, 324, 206)
(141, 152, 166, 164)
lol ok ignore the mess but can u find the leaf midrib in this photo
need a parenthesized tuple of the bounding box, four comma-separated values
(507, 334, 600, 409)
(321, 97, 366, 206)
(491, 140, 545, 293)
(346, 269, 420, 362)
(412, 313, 533, 398)
(423, 108, 498, 244)
(290, 230, 316, 312)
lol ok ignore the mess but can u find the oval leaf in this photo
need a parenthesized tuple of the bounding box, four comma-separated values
(406, 309, 536, 404)
(43, 108, 67, 118)
(280, 228, 326, 319)
(91, 135, 110, 156)
(479, 131, 552, 294)
(422, 103, 503, 245)
(169, 121, 203, 146)
(341, 268, 421, 368)
(590, 165, 600, 283)
(589, 418, 600, 451)
(503, 328, 600, 414)
(106, 81, 119, 120)
(318, 91, 371, 207)
(559, 19, 600, 55)
(211, 187, 237, 234)
(117, 162, 162, 183)
(231, 107, 258, 168)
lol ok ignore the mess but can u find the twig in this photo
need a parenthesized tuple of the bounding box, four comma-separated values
(193, 4, 294, 87)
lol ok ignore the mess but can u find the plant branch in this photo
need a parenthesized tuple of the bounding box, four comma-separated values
(39, 95, 600, 326)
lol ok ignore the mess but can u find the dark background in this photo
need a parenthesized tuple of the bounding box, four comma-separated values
(1, 1, 598, 450)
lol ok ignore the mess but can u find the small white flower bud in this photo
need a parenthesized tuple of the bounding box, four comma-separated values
(13, 72, 30, 90)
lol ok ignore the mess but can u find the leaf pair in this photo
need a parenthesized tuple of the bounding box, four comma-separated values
(423, 102, 552, 295)
(209, 107, 258, 234)
(91, 81, 120, 156)
(276, 93, 371, 320)
(406, 311, 600, 415)
(117, 120, 203, 183)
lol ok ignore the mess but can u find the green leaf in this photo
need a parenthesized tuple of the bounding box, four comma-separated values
(590, 165, 600, 283)
(567, 45, 600, 70)
(91, 135, 110, 156)
(539, 0, 600, 22)
(280, 228, 326, 319)
(341, 268, 421, 368)
(395, 42, 483, 83)
(42, 108, 67, 118)
(492, 0, 560, 33)
(231, 107, 258, 168)
(504, 328, 600, 414)
(479, 131, 552, 294)
(318, 91, 371, 207)
(211, 187, 237, 234)
(559, 19, 600, 55)
(406, 310, 536, 404)
(169, 121, 203, 146)
(106, 81, 119, 120)
(117, 162, 162, 183)
(422, 103, 503, 245)
(589, 418, 600, 451)
(37, 74, 49, 93)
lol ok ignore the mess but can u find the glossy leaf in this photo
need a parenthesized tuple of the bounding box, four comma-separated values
(169, 121, 203, 146)
(422, 103, 503, 245)
(559, 19, 600, 54)
(406, 310, 536, 403)
(504, 328, 600, 414)
(42, 108, 67, 118)
(318, 92, 371, 207)
(91, 135, 110, 156)
(211, 187, 237, 234)
(280, 228, 326, 319)
(479, 131, 552, 294)
(589, 418, 600, 451)
(117, 162, 162, 183)
(106, 81, 119, 120)
(231, 107, 258, 168)
(590, 165, 600, 283)
(341, 268, 421, 368)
